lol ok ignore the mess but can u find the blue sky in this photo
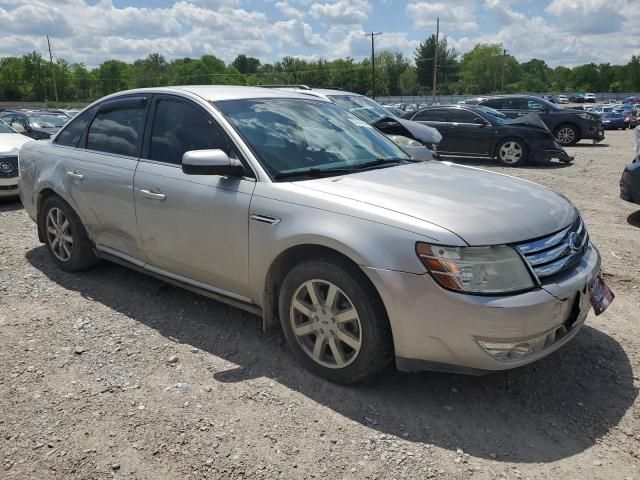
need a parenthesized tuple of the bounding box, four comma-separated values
(1, 0, 638, 68)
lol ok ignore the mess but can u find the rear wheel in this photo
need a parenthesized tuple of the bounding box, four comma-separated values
(40, 195, 98, 272)
(555, 124, 579, 145)
(278, 259, 393, 384)
(496, 138, 527, 166)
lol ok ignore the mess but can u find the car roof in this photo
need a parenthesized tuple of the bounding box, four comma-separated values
(96, 85, 330, 103)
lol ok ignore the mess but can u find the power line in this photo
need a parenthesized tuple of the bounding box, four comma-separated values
(46, 36, 58, 104)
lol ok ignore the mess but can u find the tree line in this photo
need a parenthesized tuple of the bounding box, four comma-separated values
(1, 36, 639, 103)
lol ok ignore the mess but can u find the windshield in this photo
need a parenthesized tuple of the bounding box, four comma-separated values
(326, 94, 394, 123)
(476, 106, 510, 125)
(216, 98, 409, 179)
(27, 114, 66, 128)
(0, 120, 15, 134)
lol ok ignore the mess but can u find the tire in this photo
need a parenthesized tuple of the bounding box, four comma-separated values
(495, 138, 528, 166)
(278, 259, 393, 384)
(39, 195, 98, 272)
(555, 124, 579, 146)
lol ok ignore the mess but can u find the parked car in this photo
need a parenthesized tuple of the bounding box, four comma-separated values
(268, 86, 442, 161)
(585, 93, 597, 103)
(0, 111, 67, 140)
(557, 95, 569, 104)
(542, 95, 556, 103)
(464, 95, 604, 145)
(18, 86, 612, 383)
(620, 127, 640, 205)
(401, 105, 573, 166)
(570, 94, 585, 103)
(625, 110, 640, 129)
(601, 112, 627, 130)
(0, 120, 33, 197)
(623, 96, 640, 104)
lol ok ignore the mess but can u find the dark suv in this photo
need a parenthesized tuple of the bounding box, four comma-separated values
(464, 95, 604, 145)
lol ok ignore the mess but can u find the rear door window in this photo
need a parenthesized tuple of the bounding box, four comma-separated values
(413, 109, 450, 122)
(481, 99, 506, 109)
(86, 104, 146, 156)
(55, 108, 94, 147)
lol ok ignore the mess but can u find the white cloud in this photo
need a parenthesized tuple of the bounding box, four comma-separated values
(406, 1, 478, 32)
(270, 19, 326, 48)
(275, 1, 305, 19)
(310, 0, 370, 25)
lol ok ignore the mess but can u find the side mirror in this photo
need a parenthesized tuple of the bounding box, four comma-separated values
(181, 149, 245, 177)
(11, 123, 26, 133)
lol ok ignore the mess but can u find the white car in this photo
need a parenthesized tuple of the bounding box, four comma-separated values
(0, 120, 33, 197)
(557, 95, 569, 104)
(585, 93, 597, 103)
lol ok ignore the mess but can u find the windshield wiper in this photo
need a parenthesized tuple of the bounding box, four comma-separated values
(273, 158, 406, 180)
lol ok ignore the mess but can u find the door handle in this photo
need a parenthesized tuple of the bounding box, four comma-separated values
(66, 171, 84, 181)
(139, 189, 166, 201)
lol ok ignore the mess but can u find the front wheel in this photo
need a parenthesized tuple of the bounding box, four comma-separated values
(278, 259, 393, 384)
(496, 138, 527, 166)
(555, 125, 579, 145)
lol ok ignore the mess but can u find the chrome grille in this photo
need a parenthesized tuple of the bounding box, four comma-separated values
(0, 156, 18, 178)
(515, 215, 588, 279)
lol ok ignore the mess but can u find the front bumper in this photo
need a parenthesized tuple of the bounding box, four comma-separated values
(582, 123, 605, 142)
(0, 177, 19, 197)
(363, 243, 601, 373)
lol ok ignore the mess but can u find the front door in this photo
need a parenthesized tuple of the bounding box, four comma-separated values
(133, 96, 255, 298)
(411, 108, 452, 151)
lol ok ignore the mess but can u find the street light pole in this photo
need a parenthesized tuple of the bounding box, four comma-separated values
(365, 31, 382, 99)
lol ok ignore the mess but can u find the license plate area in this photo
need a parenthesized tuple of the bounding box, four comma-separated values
(588, 274, 614, 315)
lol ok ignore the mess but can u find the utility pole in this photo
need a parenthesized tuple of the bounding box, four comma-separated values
(46, 35, 59, 104)
(365, 31, 382, 99)
(501, 49, 507, 93)
(432, 17, 439, 105)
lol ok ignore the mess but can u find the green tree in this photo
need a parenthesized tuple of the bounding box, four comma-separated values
(414, 35, 458, 91)
(398, 67, 417, 95)
(458, 43, 518, 94)
(95, 59, 130, 96)
(231, 54, 260, 75)
(0, 57, 24, 100)
(22, 51, 47, 101)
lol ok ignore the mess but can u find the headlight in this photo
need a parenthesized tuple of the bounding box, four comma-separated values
(416, 243, 535, 294)
(577, 113, 599, 121)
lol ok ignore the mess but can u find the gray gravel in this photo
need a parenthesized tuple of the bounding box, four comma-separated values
(1, 130, 639, 479)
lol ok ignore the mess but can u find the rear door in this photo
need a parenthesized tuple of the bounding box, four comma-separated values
(133, 95, 255, 298)
(63, 96, 147, 260)
(446, 109, 493, 155)
(411, 108, 452, 151)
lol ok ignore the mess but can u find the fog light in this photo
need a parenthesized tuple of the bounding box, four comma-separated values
(477, 339, 540, 361)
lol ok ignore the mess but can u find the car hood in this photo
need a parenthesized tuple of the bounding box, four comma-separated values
(373, 116, 442, 145)
(507, 113, 550, 131)
(0, 133, 33, 154)
(298, 161, 576, 245)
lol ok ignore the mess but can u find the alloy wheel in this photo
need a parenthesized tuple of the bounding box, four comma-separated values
(557, 127, 576, 145)
(46, 207, 73, 262)
(499, 141, 523, 164)
(289, 279, 362, 369)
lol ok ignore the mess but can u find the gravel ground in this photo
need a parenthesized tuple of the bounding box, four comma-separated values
(1, 130, 639, 480)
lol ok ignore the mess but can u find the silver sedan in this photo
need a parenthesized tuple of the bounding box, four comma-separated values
(18, 86, 610, 383)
